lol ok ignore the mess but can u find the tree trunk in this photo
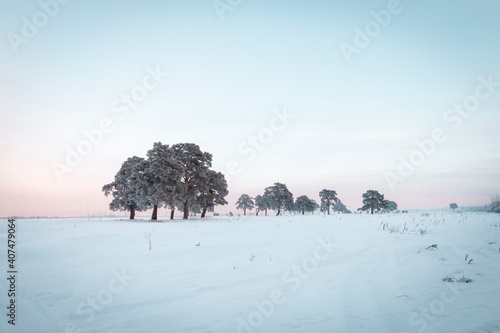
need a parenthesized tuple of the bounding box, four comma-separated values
(327, 205, 330, 215)
(170, 208, 175, 220)
(151, 204, 158, 221)
(183, 200, 189, 220)
(265, 209, 268, 216)
(201, 208, 207, 218)
(302, 210, 304, 215)
(371, 207, 374, 214)
(256, 209, 259, 216)
(244, 208, 246, 216)
(276, 209, 281, 216)
(129, 205, 135, 220)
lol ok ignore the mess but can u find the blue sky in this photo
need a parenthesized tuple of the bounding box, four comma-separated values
(1, 0, 499, 216)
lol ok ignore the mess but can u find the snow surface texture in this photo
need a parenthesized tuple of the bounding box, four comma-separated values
(1, 212, 499, 333)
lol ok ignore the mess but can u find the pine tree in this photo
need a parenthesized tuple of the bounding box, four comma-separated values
(294, 195, 318, 215)
(102, 156, 149, 219)
(254, 194, 271, 216)
(236, 194, 254, 215)
(194, 170, 228, 218)
(319, 189, 339, 215)
(130, 142, 183, 220)
(384, 200, 398, 212)
(265, 183, 294, 216)
(361, 190, 385, 214)
(171, 143, 215, 219)
(333, 200, 349, 213)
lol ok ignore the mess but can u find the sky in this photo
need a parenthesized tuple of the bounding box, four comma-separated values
(1, 0, 499, 217)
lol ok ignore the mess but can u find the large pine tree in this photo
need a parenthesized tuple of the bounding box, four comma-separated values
(294, 195, 318, 215)
(134, 142, 183, 220)
(319, 189, 339, 215)
(361, 190, 385, 214)
(265, 183, 294, 216)
(171, 143, 218, 219)
(102, 156, 148, 219)
(236, 194, 254, 216)
(254, 194, 271, 216)
(194, 170, 228, 218)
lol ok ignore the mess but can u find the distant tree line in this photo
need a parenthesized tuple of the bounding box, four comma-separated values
(102, 142, 228, 220)
(489, 195, 500, 213)
(360, 189, 398, 214)
(102, 143, 402, 220)
(235, 186, 398, 216)
(237, 183, 296, 216)
(450, 196, 500, 213)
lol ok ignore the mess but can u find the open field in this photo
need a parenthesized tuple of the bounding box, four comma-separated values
(1, 211, 500, 333)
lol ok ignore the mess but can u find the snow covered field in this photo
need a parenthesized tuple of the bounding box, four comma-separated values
(1, 212, 499, 333)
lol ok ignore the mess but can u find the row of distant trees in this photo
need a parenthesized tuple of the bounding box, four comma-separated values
(489, 195, 500, 213)
(236, 185, 397, 216)
(102, 143, 399, 219)
(102, 142, 228, 220)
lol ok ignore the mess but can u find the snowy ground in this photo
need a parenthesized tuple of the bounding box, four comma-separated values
(1, 211, 500, 333)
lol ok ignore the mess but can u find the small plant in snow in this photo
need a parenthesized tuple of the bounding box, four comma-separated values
(249, 254, 255, 261)
(468, 259, 473, 265)
(419, 228, 429, 235)
(144, 231, 153, 251)
(425, 244, 438, 250)
(465, 254, 469, 261)
(442, 276, 455, 282)
(388, 225, 398, 233)
(196, 242, 201, 247)
(325, 234, 332, 244)
(459, 276, 473, 283)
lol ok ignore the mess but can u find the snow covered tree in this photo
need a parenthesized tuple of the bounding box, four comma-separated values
(383, 200, 398, 212)
(130, 142, 183, 221)
(319, 189, 339, 215)
(194, 170, 228, 218)
(361, 190, 385, 214)
(294, 195, 318, 215)
(449, 203, 458, 211)
(102, 156, 148, 219)
(254, 194, 271, 216)
(333, 200, 349, 213)
(104, 142, 226, 221)
(171, 143, 215, 220)
(264, 183, 294, 216)
(236, 194, 254, 215)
